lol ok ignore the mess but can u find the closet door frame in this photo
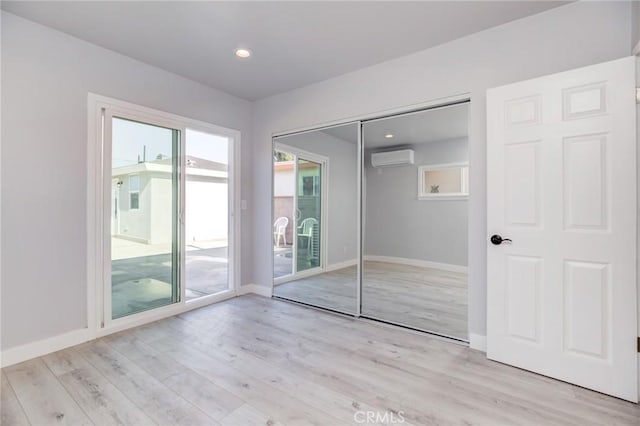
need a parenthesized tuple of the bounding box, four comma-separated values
(271, 93, 471, 334)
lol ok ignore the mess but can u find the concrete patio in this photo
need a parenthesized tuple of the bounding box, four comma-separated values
(273, 245, 318, 279)
(111, 237, 229, 318)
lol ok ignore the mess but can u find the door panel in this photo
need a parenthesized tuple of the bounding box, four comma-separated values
(504, 142, 540, 227)
(296, 158, 322, 272)
(563, 134, 608, 230)
(563, 260, 609, 359)
(361, 103, 470, 339)
(109, 116, 180, 319)
(487, 57, 637, 401)
(272, 123, 358, 315)
(184, 128, 231, 300)
(506, 255, 541, 343)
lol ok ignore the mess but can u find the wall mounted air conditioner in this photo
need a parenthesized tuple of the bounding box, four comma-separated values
(371, 149, 415, 167)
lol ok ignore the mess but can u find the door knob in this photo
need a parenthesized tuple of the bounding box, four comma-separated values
(490, 234, 512, 245)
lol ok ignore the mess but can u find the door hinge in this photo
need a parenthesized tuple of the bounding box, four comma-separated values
(638, 337, 640, 353)
(636, 88, 640, 104)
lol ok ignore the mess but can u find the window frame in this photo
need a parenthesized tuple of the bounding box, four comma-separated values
(417, 162, 470, 201)
(128, 175, 140, 210)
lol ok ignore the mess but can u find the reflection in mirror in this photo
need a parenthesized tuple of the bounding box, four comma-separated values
(418, 163, 469, 199)
(272, 123, 359, 314)
(362, 103, 469, 339)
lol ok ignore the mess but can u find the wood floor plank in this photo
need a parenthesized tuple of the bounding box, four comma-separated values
(274, 261, 468, 339)
(162, 296, 640, 425)
(376, 345, 637, 424)
(76, 341, 214, 426)
(170, 302, 499, 425)
(4, 359, 92, 425)
(1, 370, 30, 426)
(149, 337, 344, 426)
(218, 403, 284, 426)
(103, 332, 191, 381)
(42, 349, 156, 426)
(3, 295, 639, 425)
(183, 329, 399, 425)
(161, 371, 245, 421)
(228, 297, 640, 424)
(103, 332, 245, 422)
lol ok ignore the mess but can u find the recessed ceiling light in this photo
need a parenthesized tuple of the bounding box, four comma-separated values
(385, 134, 394, 139)
(235, 48, 251, 59)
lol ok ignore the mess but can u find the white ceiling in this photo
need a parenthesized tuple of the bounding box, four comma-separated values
(322, 123, 359, 144)
(2, 1, 569, 101)
(363, 102, 468, 149)
(319, 102, 468, 149)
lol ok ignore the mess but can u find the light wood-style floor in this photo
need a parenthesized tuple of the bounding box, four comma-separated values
(274, 261, 468, 339)
(2, 295, 638, 425)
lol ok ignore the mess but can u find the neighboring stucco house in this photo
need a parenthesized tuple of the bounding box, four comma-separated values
(111, 156, 228, 245)
(273, 160, 320, 245)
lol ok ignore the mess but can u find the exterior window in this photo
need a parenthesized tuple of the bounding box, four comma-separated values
(129, 175, 140, 209)
(301, 175, 320, 196)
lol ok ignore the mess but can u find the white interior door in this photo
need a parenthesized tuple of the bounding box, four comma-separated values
(487, 56, 637, 402)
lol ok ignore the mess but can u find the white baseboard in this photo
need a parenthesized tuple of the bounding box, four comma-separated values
(1, 328, 94, 368)
(325, 259, 358, 272)
(363, 255, 468, 274)
(2, 287, 266, 368)
(469, 333, 487, 352)
(274, 268, 323, 285)
(237, 283, 272, 297)
(274, 259, 358, 286)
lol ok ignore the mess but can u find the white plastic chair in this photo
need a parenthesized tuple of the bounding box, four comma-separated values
(273, 216, 288, 247)
(297, 217, 318, 249)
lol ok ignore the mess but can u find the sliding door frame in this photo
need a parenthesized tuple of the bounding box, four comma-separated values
(272, 142, 329, 285)
(87, 93, 241, 337)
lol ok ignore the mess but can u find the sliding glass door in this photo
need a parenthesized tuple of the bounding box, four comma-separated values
(272, 148, 325, 279)
(100, 100, 237, 327)
(110, 117, 180, 319)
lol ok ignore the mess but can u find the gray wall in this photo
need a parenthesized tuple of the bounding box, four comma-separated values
(251, 1, 634, 340)
(276, 128, 358, 266)
(365, 139, 468, 266)
(633, 0, 639, 51)
(1, 1, 636, 353)
(1, 12, 252, 350)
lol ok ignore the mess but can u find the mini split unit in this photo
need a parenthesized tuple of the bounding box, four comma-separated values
(371, 149, 415, 167)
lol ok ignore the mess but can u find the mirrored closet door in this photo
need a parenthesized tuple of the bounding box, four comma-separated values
(271, 102, 469, 341)
(272, 123, 359, 314)
(361, 103, 469, 340)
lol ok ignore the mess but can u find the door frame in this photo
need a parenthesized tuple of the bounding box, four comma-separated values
(87, 93, 242, 337)
(272, 142, 329, 285)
